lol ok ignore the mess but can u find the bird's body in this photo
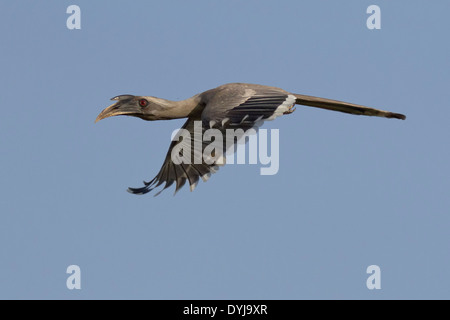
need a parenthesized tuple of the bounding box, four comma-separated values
(96, 83, 405, 195)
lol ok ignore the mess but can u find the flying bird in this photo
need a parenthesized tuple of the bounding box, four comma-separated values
(95, 83, 405, 195)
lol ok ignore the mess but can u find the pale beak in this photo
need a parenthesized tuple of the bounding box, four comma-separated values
(95, 96, 139, 123)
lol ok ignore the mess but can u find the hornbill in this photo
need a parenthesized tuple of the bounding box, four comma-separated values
(95, 83, 406, 196)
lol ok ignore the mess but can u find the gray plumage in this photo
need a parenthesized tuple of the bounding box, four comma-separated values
(95, 83, 406, 195)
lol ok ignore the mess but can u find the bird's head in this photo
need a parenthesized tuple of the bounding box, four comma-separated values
(95, 95, 162, 123)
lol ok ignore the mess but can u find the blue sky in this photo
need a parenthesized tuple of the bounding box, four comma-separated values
(1, 0, 449, 299)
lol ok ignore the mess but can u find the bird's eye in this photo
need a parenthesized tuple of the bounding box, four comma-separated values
(138, 99, 148, 107)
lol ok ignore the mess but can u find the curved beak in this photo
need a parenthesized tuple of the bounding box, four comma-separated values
(95, 96, 139, 123)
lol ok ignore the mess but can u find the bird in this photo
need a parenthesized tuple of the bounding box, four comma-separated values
(95, 83, 406, 196)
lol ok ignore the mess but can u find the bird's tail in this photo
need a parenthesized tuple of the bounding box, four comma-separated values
(294, 94, 406, 120)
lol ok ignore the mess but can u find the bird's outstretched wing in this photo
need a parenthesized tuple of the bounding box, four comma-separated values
(127, 117, 224, 196)
(128, 85, 297, 196)
(201, 84, 296, 129)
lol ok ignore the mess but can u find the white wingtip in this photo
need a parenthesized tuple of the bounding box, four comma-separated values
(201, 173, 211, 182)
(190, 181, 198, 192)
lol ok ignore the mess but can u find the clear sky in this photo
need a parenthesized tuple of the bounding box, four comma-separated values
(1, 0, 449, 299)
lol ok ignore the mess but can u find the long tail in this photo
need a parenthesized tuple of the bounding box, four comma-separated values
(294, 94, 406, 120)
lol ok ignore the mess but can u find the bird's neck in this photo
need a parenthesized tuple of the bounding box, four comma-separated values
(149, 95, 202, 120)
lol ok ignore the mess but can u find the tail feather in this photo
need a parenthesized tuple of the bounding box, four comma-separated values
(294, 94, 406, 120)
